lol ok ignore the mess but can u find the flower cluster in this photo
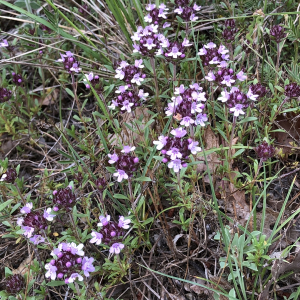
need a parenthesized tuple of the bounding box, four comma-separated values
(17, 203, 55, 239)
(144, 3, 168, 25)
(174, 2, 201, 22)
(5, 274, 25, 295)
(0, 87, 12, 103)
(108, 146, 139, 182)
(12, 72, 24, 86)
(95, 177, 107, 192)
(255, 141, 276, 161)
(218, 87, 257, 117)
(52, 186, 76, 212)
(57, 51, 81, 73)
(198, 42, 229, 67)
(162, 38, 192, 60)
(249, 83, 267, 100)
(222, 19, 238, 42)
(0, 167, 17, 183)
(132, 24, 166, 57)
(284, 83, 300, 98)
(270, 25, 286, 43)
(165, 83, 207, 127)
(115, 59, 146, 85)
(108, 85, 148, 113)
(45, 242, 95, 283)
(90, 215, 130, 254)
(0, 39, 8, 48)
(153, 128, 201, 172)
(83, 72, 103, 93)
(205, 68, 247, 87)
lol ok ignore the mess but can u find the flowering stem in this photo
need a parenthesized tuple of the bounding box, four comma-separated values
(128, 178, 134, 203)
(150, 57, 161, 114)
(69, 213, 80, 242)
(71, 73, 87, 132)
(270, 96, 289, 125)
(228, 116, 237, 182)
(210, 83, 216, 127)
(31, 242, 50, 296)
(177, 172, 184, 201)
(172, 63, 176, 93)
(189, 125, 194, 139)
(15, 183, 26, 205)
(275, 42, 281, 91)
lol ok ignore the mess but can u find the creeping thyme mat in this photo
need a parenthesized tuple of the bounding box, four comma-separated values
(1, 0, 300, 299)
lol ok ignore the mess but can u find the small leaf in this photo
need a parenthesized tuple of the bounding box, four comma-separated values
(47, 280, 66, 286)
(134, 176, 152, 182)
(0, 199, 13, 212)
(114, 194, 129, 200)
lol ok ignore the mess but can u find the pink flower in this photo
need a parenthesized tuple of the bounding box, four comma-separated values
(118, 216, 131, 229)
(113, 170, 129, 182)
(90, 231, 103, 245)
(20, 202, 33, 214)
(110, 243, 125, 254)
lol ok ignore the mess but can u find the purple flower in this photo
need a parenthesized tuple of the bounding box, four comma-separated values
(110, 243, 125, 254)
(45, 264, 57, 280)
(56, 51, 80, 74)
(52, 187, 76, 212)
(255, 141, 276, 161)
(284, 83, 300, 98)
(144, 3, 168, 25)
(113, 170, 129, 182)
(180, 116, 194, 127)
(166, 147, 182, 160)
(118, 216, 131, 229)
(218, 91, 230, 102)
(83, 72, 103, 92)
(0, 39, 8, 47)
(170, 128, 187, 138)
(153, 135, 168, 150)
(221, 75, 235, 87)
(20, 203, 33, 214)
(236, 70, 247, 81)
(0, 167, 17, 183)
(81, 257, 95, 277)
(0, 87, 12, 103)
(270, 25, 286, 43)
(5, 274, 25, 294)
(122, 145, 136, 153)
(205, 71, 216, 81)
(230, 104, 245, 117)
(95, 178, 107, 192)
(90, 231, 103, 245)
(247, 88, 259, 101)
(66, 273, 83, 283)
(108, 153, 119, 164)
(43, 208, 55, 221)
(22, 226, 34, 238)
(198, 43, 229, 66)
(30, 234, 45, 245)
(168, 159, 184, 173)
(249, 83, 267, 100)
(98, 215, 111, 227)
(188, 141, 201, 154)
(195, 113, 208, 126)
(115, 60, 146, 85)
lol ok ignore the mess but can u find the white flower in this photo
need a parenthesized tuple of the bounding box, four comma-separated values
(115, 69, 125, 80)
(122, 146, 136, 153)
(218, 91, 230, 102)
(113, 170, 129, 182)
(134, 59, 144, 68)
(174, 85, 185, 95)
(109, 243, 125, 254)
(121, 100, 134, 113)
(166, 46, 182, 59)
(131, 73, 144, 85)
(168, 159, 184, 173)
(230, 104, 245, 117)
(198, 47, 207, 55)
(180, 116, 194, 127)
(205, 42, 216, 49)
(45, 263, 57, 280)
(43, 208, 55, 221)
(236, 71, 247, 81)
(166, 148, 182, 160)
(138, 89, 149, 100)
(90, 232, 103, 245)
(195, 113, 208, 126)
(170, 127, 187, 138)
(205, 71, 216, 82)
(153, 136, 168, 150)
(247, 88, 259, 101)
(118, 216, 131, 229)
(98, 215, 110, 227)
(115, 85, 128, 94)
(108, 153, 118, 164)
(182, 38, 192, 47)
(20, 202, 33, 214)
(221, 75, 235, 87)
(188, 141, 201, 154)
(67, 273, 83, 283)
(174, 6, 183, 14)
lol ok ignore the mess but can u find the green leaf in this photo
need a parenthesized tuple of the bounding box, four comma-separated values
(47, 280, 66, 286)
(114, 194, 129, 200)
(238, 117, 257, 124)
(0, 200, 13, 212)
(134, 176, 152, 182)
(65, 88, 74, 98)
